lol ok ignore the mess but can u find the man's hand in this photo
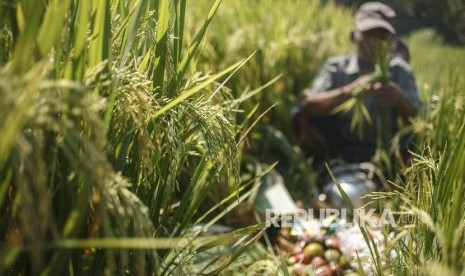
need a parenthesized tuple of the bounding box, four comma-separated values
(371, 81, 402, 108)
(368, 80, 418, 121)
(343, 75, 372, 97)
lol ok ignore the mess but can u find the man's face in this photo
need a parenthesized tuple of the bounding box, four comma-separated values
(354, 28, 394, 64)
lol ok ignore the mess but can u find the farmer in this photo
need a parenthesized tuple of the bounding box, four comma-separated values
(294, 2, 420, 164)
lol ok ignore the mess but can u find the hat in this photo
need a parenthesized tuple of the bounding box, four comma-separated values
(354, 2, 396, 34)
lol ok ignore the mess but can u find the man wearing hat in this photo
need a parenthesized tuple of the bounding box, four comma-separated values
(295, 2, 420, 164)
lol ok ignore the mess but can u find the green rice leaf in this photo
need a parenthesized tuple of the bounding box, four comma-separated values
(152, 0, 170, 91)
(167, 0, 223, 95)
(10, 0, 46, 72)
(173, 0, 187, 68)
(37, 0, 71, 56)
(88, 0, 111, 68)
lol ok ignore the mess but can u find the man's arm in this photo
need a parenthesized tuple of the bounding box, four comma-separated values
(300, 76, 368, 119)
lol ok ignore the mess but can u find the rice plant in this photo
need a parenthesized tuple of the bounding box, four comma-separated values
(379, 30, 465, 275)
(0, 0, 266, 274)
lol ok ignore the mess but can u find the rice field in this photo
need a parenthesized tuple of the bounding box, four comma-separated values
(1, 0, 465, 275)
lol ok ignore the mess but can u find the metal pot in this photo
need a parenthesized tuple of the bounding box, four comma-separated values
(318, 163, 382, 209)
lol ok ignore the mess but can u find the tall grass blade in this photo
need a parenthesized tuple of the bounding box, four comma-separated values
(152, 0, 170, 91)
(325, 163, 383, 275)
(37, 0, 71, 56)
(173, 0, 186, 68)
(88, 0, 111, 69)
(9, 1, 46, 72)
(167, 0, 222, 95)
